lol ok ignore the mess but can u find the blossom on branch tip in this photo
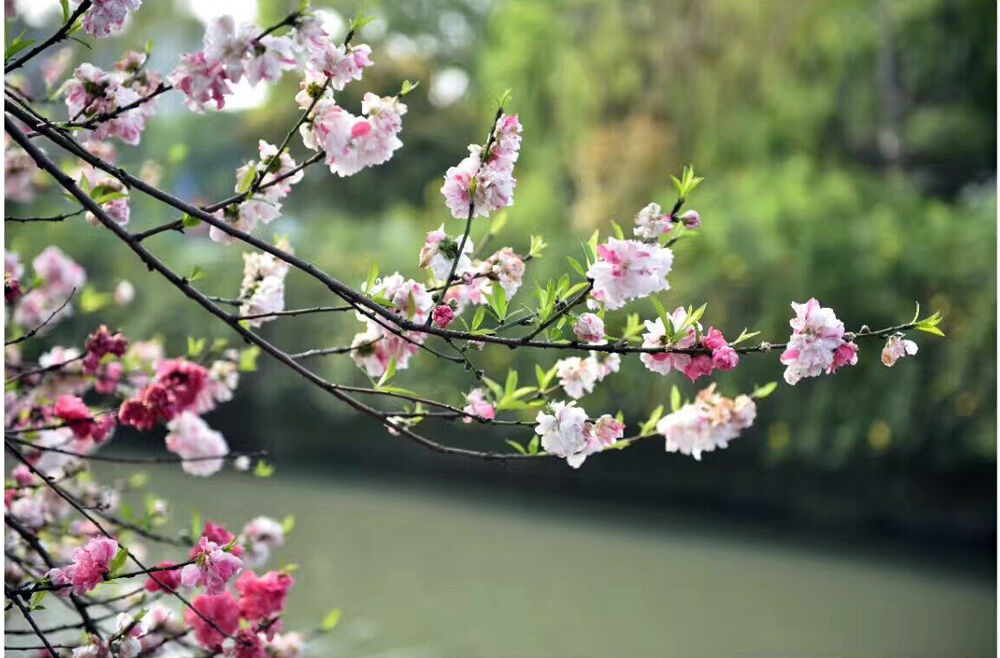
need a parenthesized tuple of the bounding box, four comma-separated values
(441, 114, 522, 219)
(235, 569, 295, 621)
(462, 387, 496, 422)
(633, 202, 673, 240)
(881, 334, 918, 367)
(46, 535, 119, 595)
(573, 313, 606, 344)
(82, 0, 142, 38)
(185, 592, 241, 651)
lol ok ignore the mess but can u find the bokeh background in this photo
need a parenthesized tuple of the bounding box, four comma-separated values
(5, 0, 997, 655)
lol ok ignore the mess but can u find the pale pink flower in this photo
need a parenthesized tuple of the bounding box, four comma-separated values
(4, 136, 38, 202)
(633, 202, 672, 240)
(573, 313, 605, 344)
(587, 238, 673, 310)
(309, 42, 373, 90)
(245, 35, 297, 85)
(679, 209, 701, 229)
(555, 356, 600, 400)
(164, 412, 229, 477)
(535, 400, 590, 468)
(168, 51, 230, 112)
(779, 298, 854, 385)
(239, 250, 290, 327)
(657, 385, 756, 460)
(301, 95, 407, 177)
(462, 388, 496, 422)
(484, 247, 525, 298)
(419, 224, 473, 281)
(203, 16, 254, 82)
(33, 246, 86, 294)
(181, 536, 242, 595)
(639, 308, 699, 376)
(441, 114, 522, 219)
(82, 0, 142, 38)
(881, 334, 917, 367)
(239, 516, 285, 568)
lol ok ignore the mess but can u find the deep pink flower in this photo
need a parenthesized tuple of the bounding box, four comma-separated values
(235, 570, 295, 621)
(185, 592, 240, 650)
(53, 395, 94, 439)
(47, 536, 119, 595)
(682, 355, 714, 382)
(197, 521, 244, 558)
(432, 304, 455, 328)
(144, 561, 182, 592)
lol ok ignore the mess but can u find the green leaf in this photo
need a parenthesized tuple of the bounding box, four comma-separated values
(239, 346, 261, 372)
(167, 143, 188, 164)
(5, 29, 35, 62)
(29, 589, 48, 611)
(364, 264, 379, 294)
(732, 328, 760, 345)
(471, 306, 486, 331)
(187, 265, 207, 283)
(79, 285, 109, 313)
(376, 357, 397, 387)
(610, 220, 625, 240)
(670, 386, 681, 412)
(529, 235, 548, 258)
(399, 79, 420, 96)
(108, 547, 129, 578)
(505, 439, 527, 455)
(527, 435, 540, 455)
(60, 0, 70, 22)
(751, 381, 778, 399)
(186, 337, 206, 358)
(320, 608, 342, 632)
(489, 211, 508, 236)
(497, 88, 513, 109)
(910, 301, 921, 324)
(254, 460, 275, 478)
(486, 283, 508, 321)
(915, 324, 945, 337)
(190, 511, 202, 539)
(237, 165, 257, 194)
(640, 405, 665, 437)
(349, 13, 377, 32)
(566, 256, 586, 277)
(282, 514, 296, 534)
(182, 213, 201, 228)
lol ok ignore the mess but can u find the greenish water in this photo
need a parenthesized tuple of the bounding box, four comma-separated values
(118, 466, 994, 658)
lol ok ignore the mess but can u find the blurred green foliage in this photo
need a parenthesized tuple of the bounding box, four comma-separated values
(6, 0, 995, 479)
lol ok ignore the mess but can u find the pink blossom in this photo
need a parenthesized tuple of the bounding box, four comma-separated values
(164, 412, 229, 477)
(239, 516, 283, 567)
(432, 304, 456, 328)
(244, 35, 297, 85)
(33, 246, 86, 296)
(64, 64, 149, 145)
(881, 334, 918, 367)
(5, 136, 38, 202)
(53, 395, 94, 439)
(200, 521, 244, 558)
(779, 298, 855, 385)
(441, 114, 521, 219)
(119, 358, 208, 430)
(484, 247, 525, 298)
(82, 0, 142, 38)
(462, 388, 496, 422)
(657, 385, 756, 460)
(535, 401, 589, 468)
(301, 95, 407, 177)
(181, 536, 243, 594)
(235, 570, 294, 621)
(633, 202, 672, 240)
(639, 308, 699, 376)
(144, 561, 182, 592)
(47, 536, 119, 595)
(573, 313, 605, 344)
(829, 341, 859, 373)
(185, 592, 241, 651)
(239, 250, 290, 327)
(679, 209, 701, 229)
(308, 42, 373, 90)
(682, 355, 714, 382)
(587, 238, 673, 310)
(420, 225, 474, 281)
(168, 51, 230, 112)
(203, 16, 255, 82)
(555, 356, 600, 399)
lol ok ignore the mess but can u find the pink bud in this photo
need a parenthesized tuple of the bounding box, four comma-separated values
(432, 304, 455, 328)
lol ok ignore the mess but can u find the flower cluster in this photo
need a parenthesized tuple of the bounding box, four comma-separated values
(441, 113, 522, 219)
(656, 384, 757, 460)
(350, 273, 433, 377)
(299, 92, 407, 177)
(46, 535, 119, 595)
(211, 142, 304, 244)
(779, 298, 858, 385)
(63, 60, 154, 146)
(640, 309, 739, 381)
(169, 15, 300, 112)
(554, 352, 620, 399)
(237, 245, 292, 326)
(534, 401, 625, 468)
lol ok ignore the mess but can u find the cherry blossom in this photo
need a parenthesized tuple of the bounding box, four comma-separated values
(441, 113, 522, 219)
(82, 0, 142, 38)
(185, 592, 241, 651)
(240, 516, 285, 567)
(657, 384, 757, 460)
(419, 225, 474, 281)
(239, 250, 290, 327)
(639, 307, 700, 377)
(633, 202, 673, 240)
(300, 94, 407, 177)
(235, 569, 295, 621)
(181, 535, 243, 594)
(882, 334, 918, 367)
(4, 136, 38, 202)
(483, 247, 525, 298)
(46, 535, 119, 595)
(432, 304, 456, 328)
(462, 387, 496, 422)
(63, 63, 149, 145)
(779, 298, 857, 385)
(164, 412, 229, 477)
(587, 238, 673, 310)
(573, 313, 606, 344)
(535, 400, 589, 467)
(555, 356, 600, 400)
(144, 561, 182, 592)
